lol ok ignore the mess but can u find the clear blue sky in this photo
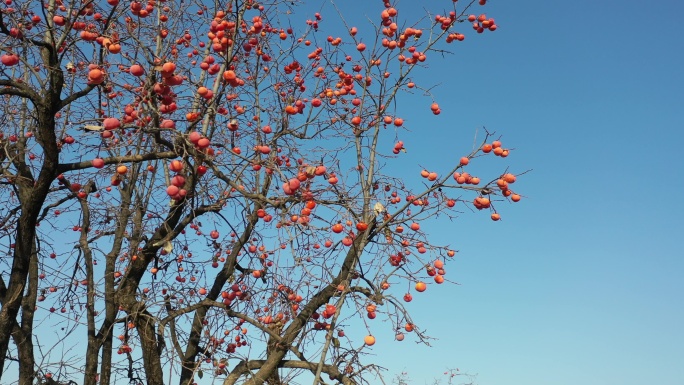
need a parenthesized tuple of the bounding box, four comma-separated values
(332, 1, 684, 384)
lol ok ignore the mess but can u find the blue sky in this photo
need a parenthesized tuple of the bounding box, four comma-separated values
(334, 0, 684, 384)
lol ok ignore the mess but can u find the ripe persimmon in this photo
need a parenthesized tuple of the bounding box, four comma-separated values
(503, 173, 516, 183)
(474, 196, 490, 208)
(223, 70, 236, 81)
(129, 64, 144, 76)
(162, 62, 176, 73)
(364, 335, 375, 345)
(103, 117, 120, 130)
(0, 54, 19, 66)
(169, 160, 183, 172)
(188, 132, 201, 144)
(496, 179, 508, 189)
(92, 158, 105, 169)
(88, 68, 104, 83)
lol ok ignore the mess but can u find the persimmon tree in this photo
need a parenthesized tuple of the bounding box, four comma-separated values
(0, 0, 521, 384)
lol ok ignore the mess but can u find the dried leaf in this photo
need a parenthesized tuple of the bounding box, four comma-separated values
(82, 125, 104, 132)
(373, 202, 385, 216)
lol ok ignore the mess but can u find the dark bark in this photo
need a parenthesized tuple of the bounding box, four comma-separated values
(81, 194, 100, 385)
(224, 360, 356, 385)
(114, 182, 199, 384)
(0, 107, 59, 379)
(134, 306, 166, 385)
(0, 29, 65, 377)
(16, 240, 38, 385)
(265, 323, 284, 385)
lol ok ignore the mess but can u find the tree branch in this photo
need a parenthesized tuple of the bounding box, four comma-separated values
(223, 359, 356, 385)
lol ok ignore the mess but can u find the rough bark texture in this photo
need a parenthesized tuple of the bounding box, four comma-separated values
(0, 107, 59, 379)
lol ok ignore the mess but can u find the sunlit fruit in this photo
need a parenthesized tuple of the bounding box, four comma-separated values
(92, 158, 105, 168)
(129, 64, 144, 76)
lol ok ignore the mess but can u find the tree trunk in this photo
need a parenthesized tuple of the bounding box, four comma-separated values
(135, 306, 165, 385)
(16, 240, 38, 385)
(0, 110, 59, 379)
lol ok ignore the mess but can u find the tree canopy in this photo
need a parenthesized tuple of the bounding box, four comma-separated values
(0, 0, 522, 384)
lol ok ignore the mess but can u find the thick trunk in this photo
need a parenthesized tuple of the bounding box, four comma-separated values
(135, 306, 165, 385)
(99, 334, 114, 385)
(0, 103, 59, 379)
(13, 324, 34, 385)
(265, 323, 284, 385)
(0, 216, 38, 378)
(16, 241, 38, 385)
